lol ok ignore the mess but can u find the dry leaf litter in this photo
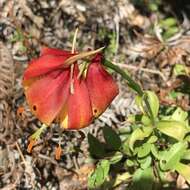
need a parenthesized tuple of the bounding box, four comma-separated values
(0, 0, 190, 189)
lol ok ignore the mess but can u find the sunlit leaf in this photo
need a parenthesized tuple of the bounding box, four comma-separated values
(109, 151, 123, 164)
(171, 107, 188, 126)
(160, 142, 187, 171)
(151, 145, 160, 160)
(182, 150, 190, 161)
(113, 172, 131, 187)
(147, 135, 158, 143)
(144, 91, 159, 119)
(175, 162, 190, 183)
(173, 64, 188, 76)
(136, 143, 152, 158)
(129, 127, 153, 151)
(140, 156, 152, 169)
(88, 160, 110, 189)
(125, 159, 135, 167)
(156, 120, 188, 141)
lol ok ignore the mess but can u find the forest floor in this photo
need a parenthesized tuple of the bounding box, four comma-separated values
(0, 0, 190, 189)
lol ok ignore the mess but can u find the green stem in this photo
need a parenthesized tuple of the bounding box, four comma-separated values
(103, 59, 143, 96)
(31, 124, 48, 140)
(144, 97, 155, 126)
(103, 59, 155, 124)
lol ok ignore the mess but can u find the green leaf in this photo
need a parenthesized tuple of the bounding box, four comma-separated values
(122, 139, 133, 156)
(130, 167, 154, 190)
(182, 150, 190, 160)
(128, 114, 151, 126)
(175, 162, 190, 183)
(148, 3, 158, 11)
(160, 142, 187, 171)
(88, 160, 110, 189)
(103, 59, 143, 96)
(109, 151, 123, 164)
(135, 95, 144, 114)
(164, 27, 179, 39)
(141, 115, 152, 126)
(88, 133, 106, 157)
(136, 143, 152, 158)
(147, 135, 158, 143)
(103, 126, 121, 150)
(160, 17, 177, 27)
(171, 107, 188, 126)
(173, 64, 188, 76)
(151, 145, 160, 160)
(156, 120, 187, 141)
(125, 159, 135, 167)
(113, 172, 131, 187)
(145, 91, 159, 119)
(129, 127, 153, 151)
(140, 156, 152, 169)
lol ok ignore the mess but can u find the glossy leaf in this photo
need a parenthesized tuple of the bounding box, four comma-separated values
(88, 159, 110, 189)
(175, 162, 190, 183)
(160, 142, 187, 171)
(136, 143, 152, 158)
(125, 159, 135, 167)
(147, 135, 158, 143)
(144, 91, 159, 119)
(151, 145, 160, 160)
(109, 151, 123, 164)
(113, 172, 131, 187)
(140, 156, 152, 169)
(129, 127, 153, 151)
(171, 107, 188, 126)
(182, 150, 190, 160)
(156, 120, 187, 141)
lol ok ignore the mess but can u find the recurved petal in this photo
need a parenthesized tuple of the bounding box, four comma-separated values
(86, 54, 119, 117)
(23, 52, 74, 80)
(25, 69, 70, 125)
(60, 65, 93, 130)
(41, 47, 73, 56)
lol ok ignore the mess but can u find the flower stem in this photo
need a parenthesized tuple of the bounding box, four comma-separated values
(103, 59, 155, 124)
(30, 123, 48, 140)
(103, 59, 143, 96)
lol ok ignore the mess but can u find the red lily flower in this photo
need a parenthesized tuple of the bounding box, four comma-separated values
(23, 47, 119, 130)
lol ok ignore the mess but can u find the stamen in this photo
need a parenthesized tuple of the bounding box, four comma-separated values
(70, 28, 78, 94)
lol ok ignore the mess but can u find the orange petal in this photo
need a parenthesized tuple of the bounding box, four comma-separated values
(25, 70, 70, 125)
(60, 65, 93, 129)
(23, 52, 74, 80)
(86, 54, 119, 117)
